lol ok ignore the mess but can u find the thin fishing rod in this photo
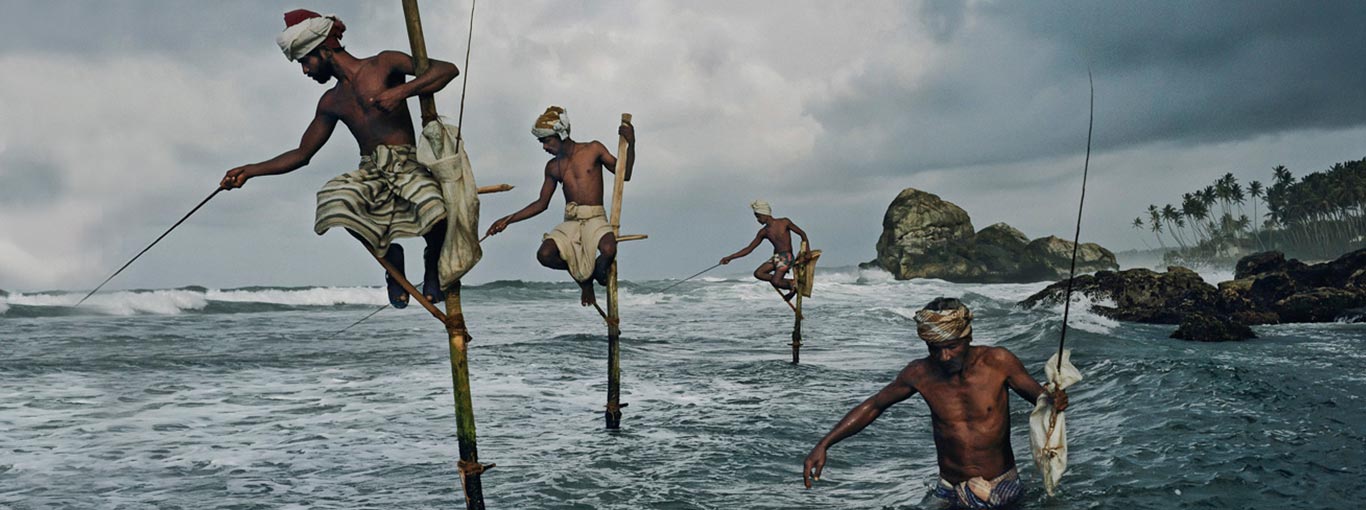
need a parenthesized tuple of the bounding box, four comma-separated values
(1056, 69, 1094, 372)
(75, 187, 224, 307)
(654, 262, 722, 293)
(453, 0, 476, 154)
(330, 304, 388, 339)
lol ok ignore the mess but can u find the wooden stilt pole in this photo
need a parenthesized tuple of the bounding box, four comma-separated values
(790, 241, 809, 364)
(400, 1, 487, 507)
(792, 287, 803, 365)
(605, 113, 633, 429)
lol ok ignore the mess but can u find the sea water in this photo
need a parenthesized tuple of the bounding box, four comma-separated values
(2, 267, 1363, 509)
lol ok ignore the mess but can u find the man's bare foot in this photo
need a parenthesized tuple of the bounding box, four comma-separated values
(783, 289, 798, 302)
(580, 282, 597, 307)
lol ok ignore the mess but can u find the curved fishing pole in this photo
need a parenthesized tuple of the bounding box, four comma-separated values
(453, 0, 476, 154)
(653, 262, 722, 293)
(75, 187, 224, 307)
(1056, 69, 1094, 371)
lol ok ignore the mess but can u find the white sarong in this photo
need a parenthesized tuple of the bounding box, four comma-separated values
(544, 203, 612, 283)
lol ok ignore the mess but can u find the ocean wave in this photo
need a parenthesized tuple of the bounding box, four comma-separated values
(1037, 292, 1119, 334)
(0, 286, 386, 317)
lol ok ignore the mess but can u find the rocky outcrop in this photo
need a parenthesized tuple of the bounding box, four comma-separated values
(1018, 266, 1216, 324)
(1019, 236, 1121, 282)
(874, 188, 1118, 282)
(1020, 249, 1366, 340)
(1171, 313, 1256, 342)
(875, 188, 980, 280)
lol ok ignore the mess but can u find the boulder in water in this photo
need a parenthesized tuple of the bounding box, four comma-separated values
(1170, 312, 1256, 342)
(873, 188, 1118, 282)
(1018, 266, 1216, 324)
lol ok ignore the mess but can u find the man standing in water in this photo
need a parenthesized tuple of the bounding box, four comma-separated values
(720, 200, 810, 301)
(219, 10, 460, 308)
(483, 106, 636, 306)
(802, 298, 1069, 509)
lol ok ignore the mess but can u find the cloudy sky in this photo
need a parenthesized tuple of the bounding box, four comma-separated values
(1, 0, 1363, 292)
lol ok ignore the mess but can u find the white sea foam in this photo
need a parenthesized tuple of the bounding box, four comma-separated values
(206, 287, 384, 307)
(3, 289, 209, 315)
(1042, 292, 1119, 334)
(0, 286, 386, 316)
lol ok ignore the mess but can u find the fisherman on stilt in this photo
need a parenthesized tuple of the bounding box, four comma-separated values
(802, 297, 1070, 509)
(720, 200, 811, 302)
(484, 106, 636, 307)
(219, 10, 461, 309)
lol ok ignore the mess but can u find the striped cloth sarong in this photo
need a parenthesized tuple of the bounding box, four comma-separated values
(314, 144, 446, 256)
(933, 467, 1023, 509)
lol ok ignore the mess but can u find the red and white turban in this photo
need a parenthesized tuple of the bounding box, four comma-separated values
(276, 9, 346, 61)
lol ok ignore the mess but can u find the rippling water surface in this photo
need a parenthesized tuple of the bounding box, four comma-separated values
(2, 268, 1363, 509)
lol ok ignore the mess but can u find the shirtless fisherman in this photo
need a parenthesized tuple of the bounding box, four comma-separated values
(219, 10, 459, 309)
(719, 201, 810, 301)
(802, 298, 1070, 509)
(483, 106, 636, 306)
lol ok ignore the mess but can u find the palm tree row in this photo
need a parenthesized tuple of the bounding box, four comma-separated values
(1132, 157, 1366, 262)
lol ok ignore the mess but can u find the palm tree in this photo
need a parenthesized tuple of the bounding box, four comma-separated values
(1147, 205, 1167, 249)
(1162, 204, 1188, 249)
(1132, 217, 1152, 249)
(1248, 180, 1266, 250)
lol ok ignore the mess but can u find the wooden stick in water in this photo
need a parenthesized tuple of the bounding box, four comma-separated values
(400, 0, 487, 507)
(605, 113, 632, 430)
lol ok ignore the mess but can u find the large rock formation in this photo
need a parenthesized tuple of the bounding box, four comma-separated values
(1019, 248, 1366, 340)
(873, 188, 1118, 282)
(874, 188, 980, 280)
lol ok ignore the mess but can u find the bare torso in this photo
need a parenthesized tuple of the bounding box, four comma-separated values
(906, 347, 1016, 482)
(761, 218, 798, 253)
(545, 141, 612, 207)
(319, 55, 417, 155)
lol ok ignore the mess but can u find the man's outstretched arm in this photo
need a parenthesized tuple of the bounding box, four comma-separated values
(803, 365, 917, 488)
(221, 105, 338, 189)
(485, 168, 557, 237)
(720, 229, 767, 264)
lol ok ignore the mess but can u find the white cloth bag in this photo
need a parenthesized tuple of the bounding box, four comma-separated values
(1029, 349, 1082, 496)
(416, 120, 481, 287)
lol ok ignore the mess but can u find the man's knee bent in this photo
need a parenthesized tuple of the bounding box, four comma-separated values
(537, 242, 561, 267)
(597, 235, 617, 259)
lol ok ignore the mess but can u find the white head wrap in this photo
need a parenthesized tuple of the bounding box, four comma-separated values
(531, 106, 571, 140)
(277, 16, 336, 61)
(751, 200, 772, 216)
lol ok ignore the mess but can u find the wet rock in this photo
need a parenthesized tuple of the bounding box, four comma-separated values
(873, 188, 1117, 282)
(1273, 288, 1366, 323)
(1171, 313, 1256, 342)
(874, 188, 981, 281)
(1018, 266, 1216, 324)
(1235, 251, 1288, 279)
(1019, 236, 1119, 281)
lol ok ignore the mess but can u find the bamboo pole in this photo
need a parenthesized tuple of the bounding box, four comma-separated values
(400, 0, 487, 506)
(790, 241, 808, 364)
(605, 113, 632, 429)
(477, 183, 514, 194)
